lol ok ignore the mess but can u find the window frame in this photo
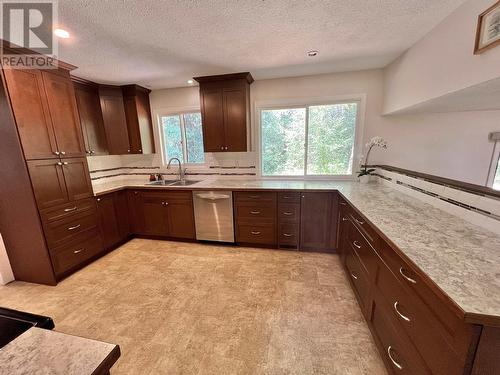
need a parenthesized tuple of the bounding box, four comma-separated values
(487, 139, 500, 190)
(255, 95, 366, 180)
(156, 108, 206, 167)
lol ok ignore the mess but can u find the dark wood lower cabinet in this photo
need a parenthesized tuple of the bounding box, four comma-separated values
(126, 190, 195, 239)
(96, 192, 130, 249)
(336, 197, 498, 375)
(299, 192, 338, 252)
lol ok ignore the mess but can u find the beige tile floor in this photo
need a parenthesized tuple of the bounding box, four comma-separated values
(0, 239, 386, 374)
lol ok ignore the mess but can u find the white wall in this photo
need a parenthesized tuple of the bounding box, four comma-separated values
(383, 0, 500, 114)
(372, 110, 500, 185)
(150, 70, 386, 175)
(149, 70, 500, 186)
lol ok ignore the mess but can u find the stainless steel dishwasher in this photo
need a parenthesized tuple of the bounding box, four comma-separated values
(192, 191, 234, 242)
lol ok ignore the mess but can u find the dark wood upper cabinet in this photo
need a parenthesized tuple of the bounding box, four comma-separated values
(300, 192, 338, 252)
(199, 88, 225, 152)
(73, 80, 109, 155)
(99, 85, 130, 155)
(194, 72, 253, 152)
(41, 71, 86, 158)
(3, 69, 58, 160)
(122, 85, 155, 154)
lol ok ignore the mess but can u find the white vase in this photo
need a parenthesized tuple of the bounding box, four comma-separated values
(358, 175, 371, 184)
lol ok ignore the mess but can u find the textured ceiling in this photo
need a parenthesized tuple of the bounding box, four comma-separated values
(56, 0, 466, 89)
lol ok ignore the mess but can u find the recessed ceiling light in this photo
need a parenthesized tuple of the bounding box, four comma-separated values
(307, 50, 318, 57)
(187, 79, 194, 84)
(54, 28, 70, 39)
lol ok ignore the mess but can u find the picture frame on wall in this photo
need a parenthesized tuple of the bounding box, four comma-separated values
(474, 0, 500, 54)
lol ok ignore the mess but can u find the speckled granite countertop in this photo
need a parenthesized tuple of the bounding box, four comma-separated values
(0, 328, 120, 374)
(93, 179, 500, 321)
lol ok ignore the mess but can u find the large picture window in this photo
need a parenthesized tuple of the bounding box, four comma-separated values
(260, 102, 359, 176)
(160, 112, 204, 164)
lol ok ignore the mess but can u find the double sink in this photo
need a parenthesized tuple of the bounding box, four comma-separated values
(146, 180, 200, 187)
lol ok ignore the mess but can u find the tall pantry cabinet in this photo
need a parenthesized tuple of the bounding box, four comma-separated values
(0, 58, 104, 285)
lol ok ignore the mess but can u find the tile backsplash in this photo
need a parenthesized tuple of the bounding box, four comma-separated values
(376, 168, 500, 236)
(87, 152, 257, 184)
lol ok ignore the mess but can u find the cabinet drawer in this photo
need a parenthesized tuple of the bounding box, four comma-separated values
(234, 191, 276, 203)
(44, 211, 99, 248)
(347, 209, 379, 248)
(379, 241, 465, 342)
(236, 224, 276, 245)
(347, 224, 378, 278)
(278, 223, 299, 246)
(278, 192, 301, 203)
(51, 228, 103, 276)
(371, 296, 430, 374)
(345, 247, 369, 311)
(235, 202, 276, 222)
(278, 203, 300, 222)
(376, 261, 467, 375)
(40, 198, 96, 223)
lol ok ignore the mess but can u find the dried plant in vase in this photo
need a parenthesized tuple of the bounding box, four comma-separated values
(357, 136, 388, 183)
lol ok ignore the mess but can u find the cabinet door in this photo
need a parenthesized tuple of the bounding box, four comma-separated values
(127, 190, 142, 234)
(61, 157, 93, 202)
(115, 190, 130, 240)
(123, 95, 142, 154)
(138, 193, 169, 236)
(300, 192, 337, 252)
(74, 84, 109, 155)
(200, 88, 225, 152)
(100, 94, 130, 155)
(42, 72, 86, 158)
(223, 87, 247, 152)
(165, 195, 195, 239)
(3, 69, 58, 159)
(96, 194, 121, 249)
(27, 159, 68, 209)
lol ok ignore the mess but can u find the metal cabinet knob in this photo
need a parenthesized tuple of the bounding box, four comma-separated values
(225, 146, 228, 150)
(96, 198, 101, 202)
(220, 146, 224, 150)
(56, 162, 63, 166)
(60, 151, 66, 155)
(127, 149, 131, 153)
(63, 162, 68, 165)
(54, 151, 60, 155)
(138, 149, 142, 152)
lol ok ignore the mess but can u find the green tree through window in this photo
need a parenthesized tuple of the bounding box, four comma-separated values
(161, 112, 204, 164)
(261, 103, 358, 176)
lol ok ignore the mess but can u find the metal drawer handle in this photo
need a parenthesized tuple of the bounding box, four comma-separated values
(73, 248, 84, 254)
(342, 217, 348, 222)
(387, 346, 403, 370)
(393, 301, 411, 322)
(350, 273, 358, 280)
(64, 206, 77, 212)
(340, 202, 347, 206)
(354, 218, 364, 225)
(283, 211, 293, 216)
(282, 233, 293, 237)
(399, 267, 417, 284)
(251, 231, 261, 235)
(67, 224, 81, 231)
(250, 210, 261, 215)
(282, 196, 291, 199)
(353, 240, 361, 249)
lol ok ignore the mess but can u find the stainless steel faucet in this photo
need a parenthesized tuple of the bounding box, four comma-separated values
(166, 157, 185, 181)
